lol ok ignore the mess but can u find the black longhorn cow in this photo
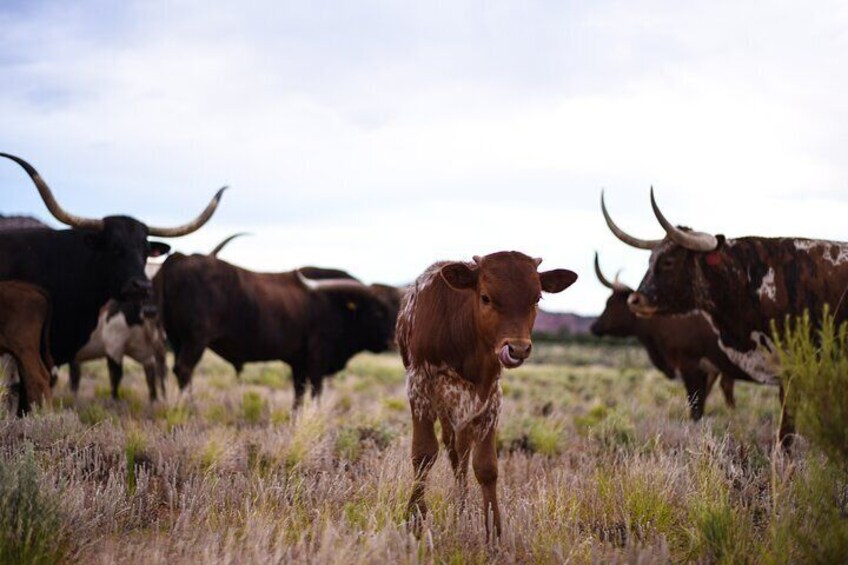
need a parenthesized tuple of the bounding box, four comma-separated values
(0, 153, 226, 411)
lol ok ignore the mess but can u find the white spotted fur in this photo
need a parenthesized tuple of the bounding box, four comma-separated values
(701, 311, 780, 385)
(757, 268, 776, 302)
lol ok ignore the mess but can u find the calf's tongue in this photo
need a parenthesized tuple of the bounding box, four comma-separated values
(498, 345, 523, 368)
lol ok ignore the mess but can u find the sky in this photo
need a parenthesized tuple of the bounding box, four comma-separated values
(2, 1, 848, 315)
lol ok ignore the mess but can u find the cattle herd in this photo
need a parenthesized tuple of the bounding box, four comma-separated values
(1, 153, 846, 538)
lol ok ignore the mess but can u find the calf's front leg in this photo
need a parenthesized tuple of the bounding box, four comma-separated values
(473, 425, 501, 539)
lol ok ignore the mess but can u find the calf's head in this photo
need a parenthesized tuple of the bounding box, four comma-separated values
(440, 251, 577, 368)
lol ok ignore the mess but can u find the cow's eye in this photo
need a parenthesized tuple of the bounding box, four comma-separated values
(481, 294, 491, 305)
(535, 295, 542, 304)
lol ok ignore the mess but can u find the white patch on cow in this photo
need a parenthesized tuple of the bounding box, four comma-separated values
(794, 239, 848, 266)
(102, 312, 130, 361)
(145, 262, 162, 280)
(407, 363, 501, 440)
(75, 305, 164, 368)
(700, 311, 781, 385)
(757, 268, 776, 302)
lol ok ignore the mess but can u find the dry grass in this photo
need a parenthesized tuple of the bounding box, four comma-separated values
(0, 344, 842, 563)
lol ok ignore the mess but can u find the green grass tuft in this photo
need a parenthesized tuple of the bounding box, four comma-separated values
(0, 444, 69, 564)
(241, 391, 266, 424)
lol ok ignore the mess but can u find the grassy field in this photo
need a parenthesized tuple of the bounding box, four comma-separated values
(0, 342, 844, 564)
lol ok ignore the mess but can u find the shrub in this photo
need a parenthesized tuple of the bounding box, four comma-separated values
(0, 444, 68, 564)
(773, 306, 848, 467)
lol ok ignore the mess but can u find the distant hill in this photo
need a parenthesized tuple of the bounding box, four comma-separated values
(0, 214, 50, 231)
(533, 309, 596, 337)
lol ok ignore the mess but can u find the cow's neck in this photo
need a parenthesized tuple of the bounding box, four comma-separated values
(454, 342, 501, 398)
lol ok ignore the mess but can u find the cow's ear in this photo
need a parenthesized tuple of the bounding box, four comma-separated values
(148, 241, 171, 258)
(540, 269, 578, 293)
(440, 263, 478, 290)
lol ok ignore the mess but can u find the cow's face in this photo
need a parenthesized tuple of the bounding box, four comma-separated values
(87, 216, 170, 303)
(440, 252, 577, 369)
(591, 289, 637, 337)
(629, 236, 723, 317)
(340, 291, 396, 353)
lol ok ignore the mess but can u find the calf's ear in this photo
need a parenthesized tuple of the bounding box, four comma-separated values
(440, 263, 479, 290)
(540, 269, 578, 293)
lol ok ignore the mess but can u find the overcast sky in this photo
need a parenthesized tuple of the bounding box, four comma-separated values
(2, 1, 848, 314)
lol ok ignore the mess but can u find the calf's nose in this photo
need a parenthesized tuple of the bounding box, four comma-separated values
(505, 339, 532, 360)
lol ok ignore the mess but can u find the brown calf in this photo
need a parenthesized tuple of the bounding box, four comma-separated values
(397, 251, 577, 538)
(0, 281, 54, 414)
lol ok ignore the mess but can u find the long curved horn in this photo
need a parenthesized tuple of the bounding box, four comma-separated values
(594, 252, 631, 292)
(209, 232, 250, 257)
(594, 252, 614, 289)
(296, 269, 367, 292)
(650, 187, 717, 252)
(147, 186, 228, 237)
(0, 153, 104, 230)
(601, 190, 662, 250)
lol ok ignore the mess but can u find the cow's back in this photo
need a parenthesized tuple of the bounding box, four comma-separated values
(397, 262, 475, 371)
(156, 254, 311, 363)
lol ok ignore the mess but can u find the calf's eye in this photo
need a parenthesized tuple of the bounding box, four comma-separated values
(481, 294, 491, 305)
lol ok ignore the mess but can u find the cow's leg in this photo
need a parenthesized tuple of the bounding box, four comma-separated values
(308, 372, 324, 401)
(291, 363, 308, 410)
(173, 340, 205, 393)
(143, 361, 158, 403)
(441, 420, 458, 473)
(705, 371, 719, 397)
(17, 350, 52, 412)
(442, 422, 472, 487)
(472, 425, 501, 539)
(778, 384, 794, 450)
(407, 414, 438, 532)
(682, 368, 708, 421)
(720, 374, 736, 409)
(107, 357, 124, 400)
(2, 355, 23, 415)
(154, 341, 168, 399)
(69, 360, 82, 396)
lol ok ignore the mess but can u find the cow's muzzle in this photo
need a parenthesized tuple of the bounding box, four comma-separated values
(141, 304, 158, 319)
(498, 339, 532, 369)
(627, 292, 658, 318)
(121, 278, 153, 301)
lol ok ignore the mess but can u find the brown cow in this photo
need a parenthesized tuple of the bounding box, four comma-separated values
(591, 253, 737, 419)
(0, 281, 54, 414)
(397, 251, 577, 538)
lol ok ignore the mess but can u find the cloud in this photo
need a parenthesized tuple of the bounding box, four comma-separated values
(2, 1, 848, 314)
